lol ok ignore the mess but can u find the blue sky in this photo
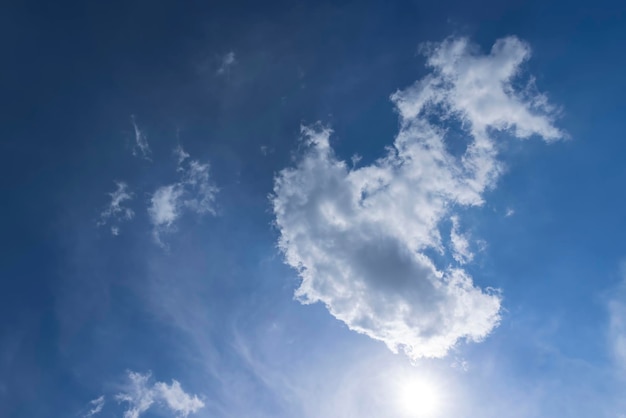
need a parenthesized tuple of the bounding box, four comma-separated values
(2, 0, 626, 417)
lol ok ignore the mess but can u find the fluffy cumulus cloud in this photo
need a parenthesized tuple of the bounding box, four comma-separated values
(98, 181, 134, 235)
(116, 371, 204, 418)
(272, 36, 563, 359)
(131, 115, 152, 160)
(148, 146, 218, 245)
(83, 395, 105, 417)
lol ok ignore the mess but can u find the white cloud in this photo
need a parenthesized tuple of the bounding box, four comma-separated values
(148, 146, 218, 244)
(393, 37, 564, 141)
(272, 36, 563, 360)
(450, 216, 474, 264)
(98, 181, 134, 235)
(83, 395, 105, 417)
(116, 372, 155, 418)
(131, 115, 152, 160)
(505, 207, 515, 217)
(116, 371, 204, 418)
(155, 380, 206, 417)
(174, 144, 190, 168)
(182, 160, 218, 215)
(217, 51, 236, 75)
(149, 184, 184, 229)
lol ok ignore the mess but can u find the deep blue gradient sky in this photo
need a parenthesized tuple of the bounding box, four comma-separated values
(2, 1, 626, 417)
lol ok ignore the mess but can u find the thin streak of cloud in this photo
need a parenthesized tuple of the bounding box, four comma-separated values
(131, 115, 151, 160)
(83, 395, 105, 417)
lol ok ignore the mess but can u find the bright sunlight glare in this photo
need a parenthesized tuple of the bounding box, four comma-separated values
(397, 375, 442, 417)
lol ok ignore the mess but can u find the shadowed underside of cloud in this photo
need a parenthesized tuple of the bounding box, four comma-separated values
(115, 371, 204, 418)
(272, 36, 564, 360)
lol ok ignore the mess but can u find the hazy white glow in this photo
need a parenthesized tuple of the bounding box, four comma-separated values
(397, 376, 441, 417)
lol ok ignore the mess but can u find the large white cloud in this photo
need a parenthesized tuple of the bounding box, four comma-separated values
(272, 36, 563, 359)
(115, 371, 204, 418)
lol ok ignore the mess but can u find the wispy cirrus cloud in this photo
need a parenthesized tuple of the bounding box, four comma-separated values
(174, 144, 190, 167)
(115, 371, 204, 418)
(98, 181, 134, 235)
(149, 185, 184, 231)
(131, 115, 151, 160)
(217, 51, 236, 75)
(272, 36, 564, 360)
(83, 395, 105, 417)
(148, 146, 218, 245)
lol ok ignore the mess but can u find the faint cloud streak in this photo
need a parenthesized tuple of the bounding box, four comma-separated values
(131, 115, 152, 160)
(83, 395, 105, 417)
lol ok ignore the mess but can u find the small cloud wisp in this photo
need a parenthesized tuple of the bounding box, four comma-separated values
(148, 146, 218, 245)
(98, 181, 134, 235)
